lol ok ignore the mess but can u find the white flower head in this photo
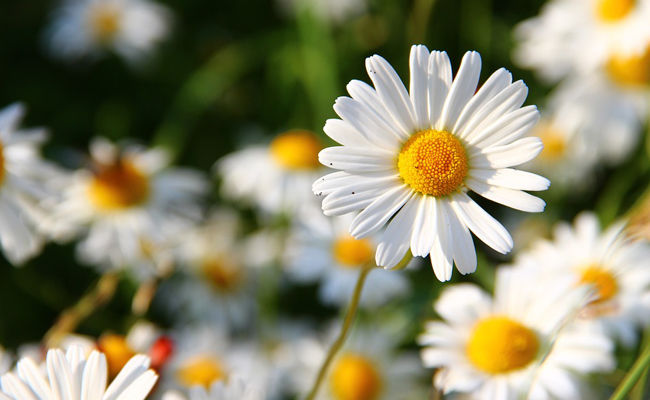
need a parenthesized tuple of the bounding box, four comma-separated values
(216, 130, 325, 217)
(46, 0, 171, 64)
(314, 45, 548, 281)
(418, 266, 614, 399)
(45, 137, 207, 280)
(0, 345, 158, 400)
(514, 0, 650, 82)
(0, 103, 66, 265)
(517, 212, 650, 346)
(285, 211, 410, 308)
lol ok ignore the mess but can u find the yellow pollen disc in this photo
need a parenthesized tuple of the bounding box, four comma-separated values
(88, 4, 121, 42)
(606, 46, 650, 88)
(536, 124, 567, 161)
(330, 353, 382, 400)
(579, 265, 618, 303)
(88, 160, 150, 211)
(466, 316, 539, 374)
(397, 130, 468, 197)
(97, 334, 136, 378)
(596, 0, 635, 22)
(201, 258, 243, 292)
(269, 130, 322, 170)
(332, 236, 374, 268)
(177, 356, 227, 388)
(0, 141, 5, 186)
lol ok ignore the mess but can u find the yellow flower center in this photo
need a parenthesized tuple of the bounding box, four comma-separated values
(579, 265, 618, 303)
(536, 124, 567, 161)
(606, 46, 650, 88)
(176, 356, 227, 388)
(88, 160, 150, 211)
(596, 0, 635, 22)
(88, 3, 121, 42)
(332, 236, 374, 268)
(466, 316, 539, 374)
(0, 141, 5, 186)
(201, 258, 243, 292)
(97, 334, 136, 378)
(269, 130, 322, 170)
(330, 353, 382, 400)
(397, 130, 468, 197)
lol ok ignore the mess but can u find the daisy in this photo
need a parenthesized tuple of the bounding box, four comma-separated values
(284, 211, 410, 308)
(217, 130, 325, 217)
(157, 209, 257, 329)
(513, 0, 650, 82)
(314, 45, 548, 281)
(0, 103, 66, 265)
(0, 345, 158, 400)
(45, 137, 207, 280)
(516, 212, 650, 346)
(45, 0, 171, 64)
(288, 325, 425, 400)
(162, 377, 262, 400)
(418, 266, 615, 399)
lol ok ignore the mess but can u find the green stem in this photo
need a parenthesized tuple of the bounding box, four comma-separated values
(630, 327, 650, 400)
(304, 264, 373, 400)
(610, 342, 650, 400)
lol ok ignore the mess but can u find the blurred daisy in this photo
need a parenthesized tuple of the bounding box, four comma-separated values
(517, 212, 650, 346)
(162, 377, 262, 400)
(514, 0, 650, 81)
(157, 209, 256, 329)
(418, 267, 614, 399)
(46, 137, 207, 280)
(288, 325, 425, 400)
(46, 0, 171, 64)
(314, 45, 548, 281)
(160, 326, 282, 399)
(217, 130, 324, 217)
(0, 103, 65, 265)
(275, 0, 366, 24)
(285, 212, 409, 308)
(0, 345, 158, 400)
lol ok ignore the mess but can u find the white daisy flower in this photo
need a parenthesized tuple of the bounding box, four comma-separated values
(157, 209, 256, 329)
(46, 137, 207, 280)
(285, 211, 410, 308)
(162, 377, 262, 400)
(418, 266, 614, 399)
(0, 345, 158, 400)
(160, 326, 282, 399)
(217, 130, 325, 217)
(45, 0, 171, 64)
(517, 212, 650, 346)
(513, 0, 650, 82)
(0, 103, 66, 265)
(314, 45, 548, 281)
(287, 325, 425, 400)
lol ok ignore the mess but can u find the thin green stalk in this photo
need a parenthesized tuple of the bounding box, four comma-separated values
(304, 264, 373, 400)
(610, 343, 650, 400)
(630, 327, 650, 400)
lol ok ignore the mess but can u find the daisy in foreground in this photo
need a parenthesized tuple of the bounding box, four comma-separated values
(45, 137, 207, 279)
(418, 267, 614, 399)
(314, 45, 548, 280)
(45, 0, 171, 63)
(0, 345, 157, 400)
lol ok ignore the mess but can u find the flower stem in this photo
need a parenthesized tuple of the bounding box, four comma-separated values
(44, 271, 120, 348)
(610, 341, 650, 400)
(304, 264, 373, 400)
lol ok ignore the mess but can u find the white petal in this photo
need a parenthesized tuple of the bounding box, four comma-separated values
(410, 196, 436, 257)
(104, 355, 151, 400)
(428, 51, 452, 127)
(323, 118, 371, 147)
(16, 358, 52, 400)
(466, 105, 539, 148)
(375, 196, 419, 268)
(438, 51, 481, 131)
(469, 168, 550, 191)
(313, 171, 396, 196)
(318, 146, 394, 172)
(365, 55, 416, 136)
(322, 189, 386, 216)
(333, 97, 401, 150)
(350, 185, 414, 238)
(346, 80, 405, 138)
(47, 349, 75, 400)
(113, 371, 157, 400)
(471, 137, 543, 169)
(450, 192, 513, 254)
(409, 45, 431, 130)
(1, 373, 39, 400)
(467, 178, 546, 212)
(429, 198, 454, 281)
(443, 201, 477, 274)
(81, 352, 106, 400)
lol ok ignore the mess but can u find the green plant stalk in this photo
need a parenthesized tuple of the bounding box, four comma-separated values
(610, 343, 650, 400)
(630, 327, 650, 400)
(304, 264, 373, 400)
